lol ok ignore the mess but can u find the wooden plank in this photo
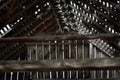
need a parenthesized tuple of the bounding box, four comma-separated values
(32, 78, 119, 80)
(0, 57, 120, 72)
(0, 34, 120, 43)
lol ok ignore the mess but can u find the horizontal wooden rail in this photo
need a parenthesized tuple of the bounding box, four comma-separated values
(32, 78, 119, 80)
(0, 57, 120, 72)
(0, 33, 120, 43)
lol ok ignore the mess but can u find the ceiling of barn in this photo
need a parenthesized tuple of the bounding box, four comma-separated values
(0, 0, 120, 60)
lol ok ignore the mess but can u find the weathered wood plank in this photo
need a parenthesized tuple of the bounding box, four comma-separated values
(0, 34, 120, 43)
(0, 57, 120, 72)
(32, 78, 119, 80)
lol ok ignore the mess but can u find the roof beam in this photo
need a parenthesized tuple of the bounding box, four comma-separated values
(32, 78, 119, 80)
(0, 33, 120, 43)
(0, 57, 120, 72)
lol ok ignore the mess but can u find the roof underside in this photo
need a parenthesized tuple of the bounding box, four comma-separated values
(0, 0, 120, 60)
